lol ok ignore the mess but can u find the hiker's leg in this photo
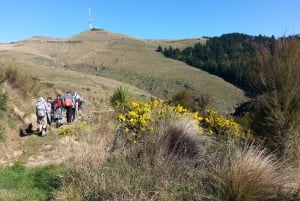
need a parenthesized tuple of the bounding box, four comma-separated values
(66, 106, 72, 123)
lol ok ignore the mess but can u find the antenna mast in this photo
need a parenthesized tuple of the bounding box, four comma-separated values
(88, 7, 93, 30)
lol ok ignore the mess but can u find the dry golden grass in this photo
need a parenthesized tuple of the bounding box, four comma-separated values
(0, 29, 248, 114)
(213, 144, 283, 201)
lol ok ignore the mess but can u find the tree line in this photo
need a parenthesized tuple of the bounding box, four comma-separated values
(157, 33, 277, 93)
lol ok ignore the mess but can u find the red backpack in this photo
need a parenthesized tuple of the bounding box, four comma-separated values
(54, 98, 62, 109)
(64, 96, 73, 107)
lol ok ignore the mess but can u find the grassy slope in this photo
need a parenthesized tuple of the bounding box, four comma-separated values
(0, 29, 248, 144)
(2, 29, 247, 113)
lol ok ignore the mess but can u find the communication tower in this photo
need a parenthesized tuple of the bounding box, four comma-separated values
(88, 8, 93, 30)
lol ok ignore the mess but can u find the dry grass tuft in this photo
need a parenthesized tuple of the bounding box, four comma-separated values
(213, 144, 282, 201)
(159, 117, 207, 161)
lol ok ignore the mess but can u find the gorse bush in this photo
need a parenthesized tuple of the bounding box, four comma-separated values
(118, 99, 204, 144)
(117, 96, 252, 145)
(58, 123, 88, 136)
(202, 109, 252, 140)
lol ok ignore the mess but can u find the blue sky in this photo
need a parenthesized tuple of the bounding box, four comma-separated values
(0, 0, 299, 43)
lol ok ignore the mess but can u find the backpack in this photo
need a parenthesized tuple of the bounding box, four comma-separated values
(64, 95, 73, 107)
(54, 98, 62, 109)
(36, 101, 46, 117)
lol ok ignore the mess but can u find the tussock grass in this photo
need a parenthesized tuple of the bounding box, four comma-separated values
(57, 115, 212, 200)
(110, 86, 131, 109)
(212, 144, 282, 201)
(284, 130, 300, 167)
(159, 117, 208, 161)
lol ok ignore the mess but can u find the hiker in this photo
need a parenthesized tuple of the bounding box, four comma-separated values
(46, 97, 53, 127)
(71, 92, 76, 121)
(73, 92, 83, 120)
(62, 91, 75, 123)
(53, 94, 63, 127)
(77, 94, 84, 116)
(35, 97, 48, 136)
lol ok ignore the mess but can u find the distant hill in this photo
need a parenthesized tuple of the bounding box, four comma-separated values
(0, 29, 248, 113)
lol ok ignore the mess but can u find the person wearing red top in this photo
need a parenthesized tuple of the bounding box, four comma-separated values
(53, 94, 63, 127)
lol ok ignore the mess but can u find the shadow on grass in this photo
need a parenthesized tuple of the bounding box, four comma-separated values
(19, 123, 40, 137)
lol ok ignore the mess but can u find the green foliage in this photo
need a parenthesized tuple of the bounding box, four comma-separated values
(159, 33, 276, 91)
(249, 37, 300, 154)
(0, 162, 65, 201)
(110, 86, 131, 109)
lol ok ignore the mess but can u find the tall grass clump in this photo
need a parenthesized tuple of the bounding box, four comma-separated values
(3, 67, 38, 99)
(110, 86, 131, 109)
(212, 144, 282, 201)
(59, 116, 209, 201)
(4, 67, 25, 91)
(0, 92, 8, 112)
(171, 89, 195, 111)
(56, 90, 261, 200)
(0, 70, 8, 113)
(284, 130, 300, 167)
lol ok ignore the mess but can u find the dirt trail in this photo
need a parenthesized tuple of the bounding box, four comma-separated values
(1, 107, 115, 168)
(1, 113, 86, 168)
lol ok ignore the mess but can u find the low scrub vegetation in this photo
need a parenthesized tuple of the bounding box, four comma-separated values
(53, 87, 299, 200)
(249, 37, 300, 156)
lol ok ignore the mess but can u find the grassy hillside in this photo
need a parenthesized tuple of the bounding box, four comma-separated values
(0, 28, 248, 169)
(0, 29, 248, 114)
(0, 30, 299, 201)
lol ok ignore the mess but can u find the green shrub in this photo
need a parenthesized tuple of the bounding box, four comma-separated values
(110, 86, 131, 109)
(250, 37, 300, 154)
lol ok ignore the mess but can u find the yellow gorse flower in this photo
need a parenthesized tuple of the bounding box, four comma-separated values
(118, 114, 126, 122)
(116, 97, 252, 144)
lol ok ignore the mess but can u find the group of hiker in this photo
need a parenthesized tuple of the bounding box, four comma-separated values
(35, 91, 83, 136)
